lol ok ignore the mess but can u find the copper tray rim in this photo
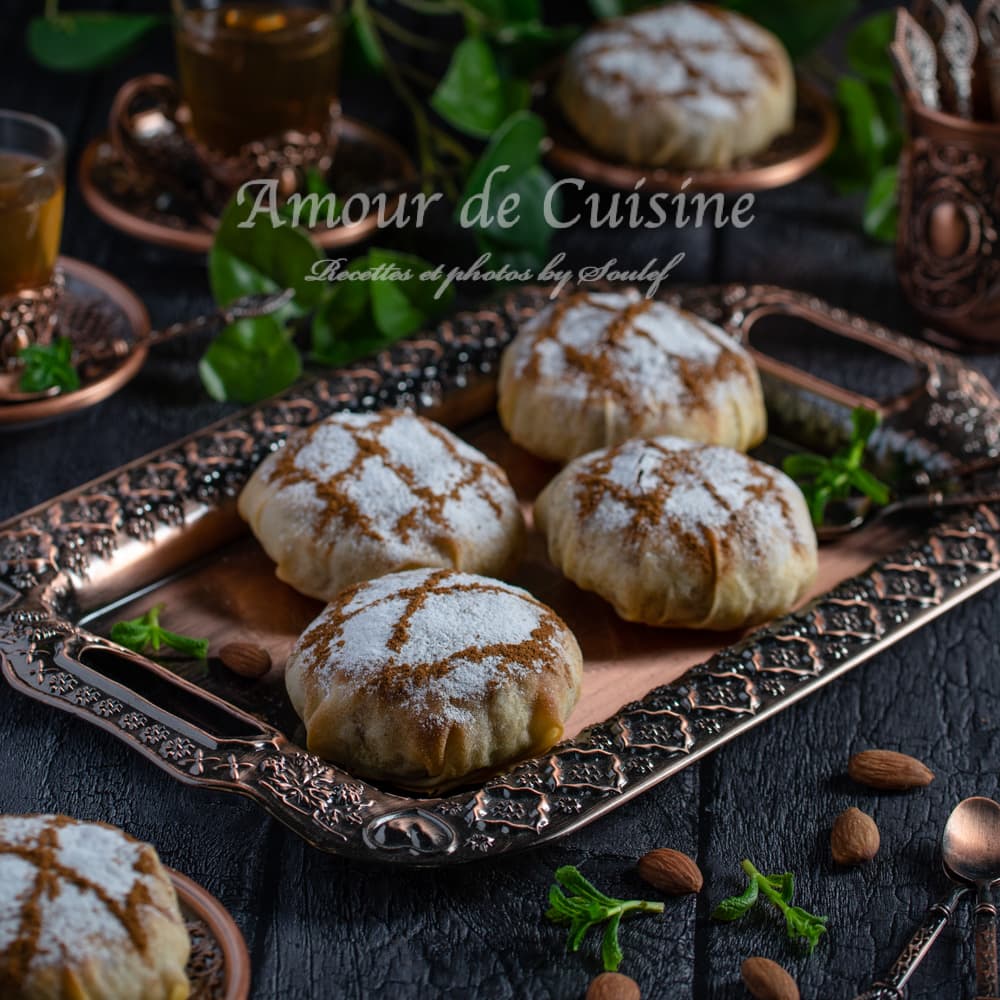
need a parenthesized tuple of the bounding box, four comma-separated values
(78, 116, 418, 254)
(0, 257, 150, 429)
(537, 74, 839, 194)
(170, 867, 251, 1000)
(0, 283, 998, 867)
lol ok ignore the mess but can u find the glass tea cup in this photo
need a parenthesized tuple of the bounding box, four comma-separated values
(171, 0, 344, 156)
(0, 111, 65, 299)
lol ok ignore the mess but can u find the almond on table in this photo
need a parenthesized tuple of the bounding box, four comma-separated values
(848, 750, 935, 790)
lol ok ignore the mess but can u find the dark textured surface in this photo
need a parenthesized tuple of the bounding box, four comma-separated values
(3, 3, 1000, 998)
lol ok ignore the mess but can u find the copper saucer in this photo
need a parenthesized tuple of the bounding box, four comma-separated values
(170, 868, 251, 1000)
(0, 257, 149, 430)
(80, 116, 418, 254)
(538, 75, 839, 193)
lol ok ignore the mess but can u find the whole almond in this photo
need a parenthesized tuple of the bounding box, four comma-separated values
(637, 848, 703, 895)
(219, 641, 272, 678)
(586, 972, 640, 1000)
(831, 806, 880, 865)
(741, 957, 800, 1000)
(848, 750, 934, 790)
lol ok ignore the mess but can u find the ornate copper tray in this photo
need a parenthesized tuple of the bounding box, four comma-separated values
(537, 75, 838, 193)
(79, 117, 416, 254)
(171, 868, 251, 1000)
(1, 285, 998, 866)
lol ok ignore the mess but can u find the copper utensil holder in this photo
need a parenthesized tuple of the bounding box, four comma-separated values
(897, 98, 1000, 349)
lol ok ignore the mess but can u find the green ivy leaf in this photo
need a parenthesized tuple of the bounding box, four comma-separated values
(431, 38, 527, 138)
(847, 10, 896, 86)
(27, 13, 166, 72)
(722, 0, 858, 58)
(311, 249, 453, 367)
(459, 111, 556, 268)
(209, 194, 324, 314)
(198, 318, 302, 403)
(348, 0, 385, 73)
(863, 164, 899, 244)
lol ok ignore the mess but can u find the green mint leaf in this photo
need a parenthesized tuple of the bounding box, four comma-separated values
(158, 629, 210, 660)
(847, 11, 896, 86)
(18, 337, 80, 394)
(601, 912, 624, 972)
(863, 165, 899, 244)
(111, 604, 208, 660)
(431, 38, 527, 138)
(784, 905, 829, 953)
(846, 466, 891, 505)
(765, 872, 795, 904)
(199, 317, 302, 403)
(711, 873, 759, 921)
(782, 453, 828, 479)
(851, 405, 882, 442)
(27, 13, 166, 72)
(544, 866, 663, 972)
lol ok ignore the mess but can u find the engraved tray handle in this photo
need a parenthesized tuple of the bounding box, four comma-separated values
(1, 285, 998, 865)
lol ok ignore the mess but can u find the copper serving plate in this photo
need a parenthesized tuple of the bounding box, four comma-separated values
(538, 75, 839, 193)
(0, 258, 149, 430)
(79, 117, 416, 254)
(1, 285, 998, 866)
(171, 869, 251, 1000)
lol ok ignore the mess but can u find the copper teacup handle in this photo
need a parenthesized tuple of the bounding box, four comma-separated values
(108, 73, 185, 173)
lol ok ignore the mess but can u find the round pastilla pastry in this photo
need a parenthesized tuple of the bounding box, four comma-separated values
(535, 437, 817, 630)
(285, 568, 583, 790)
(498, 289, 766, 462)
(0, 814, 190, 1000)
(556, 2, 795, 169)
(239, 410, 525, 602)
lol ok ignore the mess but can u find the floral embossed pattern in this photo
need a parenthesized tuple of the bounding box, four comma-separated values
(0, 285, 997, 864)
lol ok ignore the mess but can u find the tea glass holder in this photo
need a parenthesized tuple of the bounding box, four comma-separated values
(897, 97, 1000, 350)
(0, 269, 65, 371)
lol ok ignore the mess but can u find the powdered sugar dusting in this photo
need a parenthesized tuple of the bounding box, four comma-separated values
(570, 436, 805, 558)
(508, 290, 748, 415)
(0, 815, 175, 976)
(259, 411, 516, 561)
(296, 569, 571, 725)
(567, 2, 781, 119)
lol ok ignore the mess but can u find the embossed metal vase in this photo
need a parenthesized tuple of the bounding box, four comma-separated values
(897, 99, 1000, 349)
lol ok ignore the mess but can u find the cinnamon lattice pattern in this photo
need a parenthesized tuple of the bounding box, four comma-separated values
(0, 285, 997, 864)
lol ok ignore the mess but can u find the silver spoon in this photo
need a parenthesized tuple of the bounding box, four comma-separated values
(0, 288, 293, 405)
(943, 797, 1000, 1000)
(816, 486, 1000, 543)
(851, 797, 996, 999)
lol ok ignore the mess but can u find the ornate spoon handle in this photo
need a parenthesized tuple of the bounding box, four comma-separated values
(851, 886, 967, 1000)
(975, 887, 999, 1000)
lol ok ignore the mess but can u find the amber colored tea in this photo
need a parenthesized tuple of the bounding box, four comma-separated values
(175, 4, 340, 155)
(0, 152, 64, 296)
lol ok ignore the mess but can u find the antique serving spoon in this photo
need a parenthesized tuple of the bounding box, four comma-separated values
(850, 797, 1000, 999)
(0, 288, 293, 405)
(942, 797, 1000, 1000)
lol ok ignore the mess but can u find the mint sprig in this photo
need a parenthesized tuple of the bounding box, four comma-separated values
(111, 603, 208, 660)
(545, 865, 664, 972)
(713, 859, 828, 954)
(783, 406, 891, 527)
(18, 336, 80, 394)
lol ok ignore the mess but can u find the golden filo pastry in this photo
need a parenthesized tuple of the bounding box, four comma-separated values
(285, 568, 583, 790)
(497, 289, 766, 463)
(239, 410, 525, 602)
(535, 436, 817, 630)
(556, 2, 795, 169)
(0, 814, 190, 1000)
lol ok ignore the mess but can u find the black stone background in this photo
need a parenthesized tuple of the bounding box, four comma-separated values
(1, 0, 999, 996)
